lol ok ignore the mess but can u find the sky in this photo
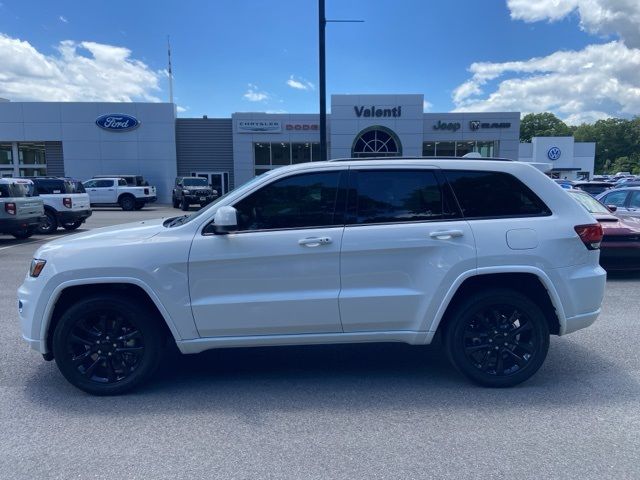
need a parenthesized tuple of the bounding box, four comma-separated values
(0, 0, 639, 125)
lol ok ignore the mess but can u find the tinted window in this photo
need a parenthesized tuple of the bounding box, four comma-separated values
(348, 170, 455, 224)
(445, 170, 551, 218)
(600, 190, 628, 207)
(33, 179, 67, 194)
(0, 183, 30, 197)
(234, 171, 343, 231)
(629, 191, 640, 209)
(95, 180, 114, 188)
(183, 178, 208, 187)
(118, 179, 127, 186)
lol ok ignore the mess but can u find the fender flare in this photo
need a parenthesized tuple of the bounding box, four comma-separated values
(39, 276, 183, 354)
(425, 266, 566, 342)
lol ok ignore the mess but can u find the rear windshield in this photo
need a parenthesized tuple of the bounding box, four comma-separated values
(34, 179, 77, 194)
(444, 170, 551, 218)
(569, 190, 610, 214)
(0, 183, 34, 198)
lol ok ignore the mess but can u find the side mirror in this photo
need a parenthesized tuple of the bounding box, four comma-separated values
(212, 206, 238, 234)
(607, 205, 618, 212)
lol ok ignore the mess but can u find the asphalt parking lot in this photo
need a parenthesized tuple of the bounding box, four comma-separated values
(1, 205, 639, 479)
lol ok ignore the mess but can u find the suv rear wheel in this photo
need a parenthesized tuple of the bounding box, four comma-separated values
(444, 288, 549, 388)
(37, 210, 58, 234)
(62, 221, 83, 231)
(12, 227, 34, 239)
(52, 294, 165, 395)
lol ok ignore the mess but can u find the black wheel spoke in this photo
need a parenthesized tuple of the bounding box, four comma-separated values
(510, 321, 533, 337)
(105, 358, 116, 382)
(69, 333, 93, 347)
(495, 351, 505, 375)
(504, 349, 527, 367)
(71, 350, 93, 364)
(465, 344, 490, 354)
(83, 357, 101, 378)
(119, 330, 141, 341)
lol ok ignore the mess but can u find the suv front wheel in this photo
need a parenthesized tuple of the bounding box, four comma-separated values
(444, 288, 550, 388)
(52, 294, 165, 395)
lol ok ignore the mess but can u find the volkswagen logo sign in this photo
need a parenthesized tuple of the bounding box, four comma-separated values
(469, 120, 481, 131)
(96, 114, 140, 132)
(547, 146, 562, 161)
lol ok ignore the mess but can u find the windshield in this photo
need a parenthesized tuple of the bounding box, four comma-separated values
(569, 190, 610, 214)
(183, 178, 209, 187)
(165, 172, 273, 228)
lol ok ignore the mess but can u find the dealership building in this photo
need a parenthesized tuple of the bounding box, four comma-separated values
(0, 94, 594, 202)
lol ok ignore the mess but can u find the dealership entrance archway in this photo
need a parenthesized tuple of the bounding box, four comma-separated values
(351, 126, 402, 158)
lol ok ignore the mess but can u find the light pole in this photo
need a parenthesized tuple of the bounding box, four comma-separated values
(318, 0, 363, 161)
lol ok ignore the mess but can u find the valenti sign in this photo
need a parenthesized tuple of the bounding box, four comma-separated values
(236, 120, 282, 133)
(95, 114, 140, 132)
(354, 106, 402, 118)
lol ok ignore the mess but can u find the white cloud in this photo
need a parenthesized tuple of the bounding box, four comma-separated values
(452, 41, 640, 124)
(243, 83, 269, 102)
(423, 100, 433, 112)
(507, 0, 640, 48)
(286, 75, 315, 91)
(176, 105, 188, 113)
(59, 15, 68, 23)
(0, 33, 162, 102)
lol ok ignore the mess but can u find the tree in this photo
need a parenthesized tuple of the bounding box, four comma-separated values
(520, 113, 572, 142)
(574, 118, 640, 173)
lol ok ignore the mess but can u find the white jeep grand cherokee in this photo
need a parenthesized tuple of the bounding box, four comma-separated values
(18, 158, 606, 395)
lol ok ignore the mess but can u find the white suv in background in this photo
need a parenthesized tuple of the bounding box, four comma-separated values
(82, 177, 157, 211)
(19, 158, 606, 395)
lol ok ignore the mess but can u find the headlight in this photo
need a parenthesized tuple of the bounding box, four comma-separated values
(183, 190, 190, 194)
(29, 259, 46, 278)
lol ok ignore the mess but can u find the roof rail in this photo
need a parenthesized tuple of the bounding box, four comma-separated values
(328, 156, 514, 162)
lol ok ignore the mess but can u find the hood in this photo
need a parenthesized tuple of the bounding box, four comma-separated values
(37, 218, 167, 253)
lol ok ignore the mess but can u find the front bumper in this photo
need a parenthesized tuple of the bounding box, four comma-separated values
(56, 209, 92, 223)
(0, 216, 45, 233)
(185, 194, 215, 204)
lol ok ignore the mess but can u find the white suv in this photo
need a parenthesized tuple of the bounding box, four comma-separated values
(18, 158, 606, 395)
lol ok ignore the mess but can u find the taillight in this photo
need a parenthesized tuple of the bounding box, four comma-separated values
(63, 197, 72, 208)
(575, 223, 603, 250)
(4, 202, 16, 215)
(144, 188, 149, 195)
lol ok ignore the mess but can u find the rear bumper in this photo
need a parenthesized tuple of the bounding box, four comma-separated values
(56, 209, 92, 223)
(563, 309, 601, 335)
(0, 216, 45, 233)
(140, 196, 157, 204)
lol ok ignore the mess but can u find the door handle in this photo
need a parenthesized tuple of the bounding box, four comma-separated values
(429, 230, 464, 240)
(108, 189, 114, 191)
(298, 236, 332, 247)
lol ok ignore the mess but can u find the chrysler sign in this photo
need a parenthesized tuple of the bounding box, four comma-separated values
(236, 120, 282, 133)
(96, 114, 140, 132)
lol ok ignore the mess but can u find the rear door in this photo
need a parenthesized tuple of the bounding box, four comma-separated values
(339, 167, 476, 333)
(599, 189, 632, 217)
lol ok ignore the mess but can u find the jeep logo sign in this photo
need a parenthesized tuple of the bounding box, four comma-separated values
(95, 114, 140, 132)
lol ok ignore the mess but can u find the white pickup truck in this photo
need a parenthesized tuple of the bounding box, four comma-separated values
(82, 177, 157, 211)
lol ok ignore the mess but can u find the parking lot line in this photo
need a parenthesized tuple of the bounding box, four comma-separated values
(0, 237, 50, 252)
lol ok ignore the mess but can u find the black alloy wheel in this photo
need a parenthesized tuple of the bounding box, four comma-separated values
(119, 195, 136, 211)
(445, 289, 549, 387)
(37, 210, 58, 234)
(62, 221, 83, 231)
(52, 294, 165, 395)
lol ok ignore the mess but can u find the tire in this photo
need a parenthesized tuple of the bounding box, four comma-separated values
(12, 227, 34, 239)
(119, 195, 136, 211)
(180, 198, 189, 211)
(37, 210, 58, 234)
(52, 294, 165, 395)
(134, 202, 144, 210)
(444, 288, 550, 388)
(62, 221, 83, 231)
(172, 197, 179, 208)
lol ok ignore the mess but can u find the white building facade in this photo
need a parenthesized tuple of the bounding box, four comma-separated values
(0, 95, 596, 202)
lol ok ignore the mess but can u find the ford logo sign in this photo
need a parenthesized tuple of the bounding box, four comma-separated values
(96, 114, 140, 132)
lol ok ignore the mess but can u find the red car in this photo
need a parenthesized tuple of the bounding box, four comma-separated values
(568, 189, 640, 271)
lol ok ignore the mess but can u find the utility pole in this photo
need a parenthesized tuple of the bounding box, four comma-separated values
(318, 1, 363, 161)
(167, 35, 174, 105)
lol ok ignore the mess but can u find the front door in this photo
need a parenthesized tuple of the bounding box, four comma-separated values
(339, 168, 476, 332)
(192, 172, 229, 196)
(188, 169, 347, 337)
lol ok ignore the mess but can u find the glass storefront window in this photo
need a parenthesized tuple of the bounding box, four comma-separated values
(311, 143, 320, 161)
(255, 168, 271, 176)
(476, 141, 495, 157)
(0, 143, 12, 165)
(436, 141, 455, 156)
(271, 143, 290, 165)
(19, 167, 47, 177)
(455, 141, 475, 157)
(254, 143, 271, 166)
(292, 143, 311, 164)
(19, 143, 46, 165)
(422, 142, 435, 156)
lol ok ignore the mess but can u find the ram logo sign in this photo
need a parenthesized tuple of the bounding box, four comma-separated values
(95, 114, 140, 132)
